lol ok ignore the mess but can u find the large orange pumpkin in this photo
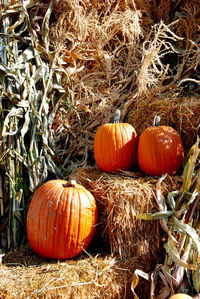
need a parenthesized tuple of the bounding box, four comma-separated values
(27, 180, 98, 259)
(169, 293, 192, 299)
(137, 116, 184, 176)
(94, 109, 138, 172)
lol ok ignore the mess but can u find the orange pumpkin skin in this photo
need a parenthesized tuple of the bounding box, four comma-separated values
(137, 126, 184, 176)
(27, 180, 98, 259)
(94, 123, 138, 172)
(169, 294, 192, 299)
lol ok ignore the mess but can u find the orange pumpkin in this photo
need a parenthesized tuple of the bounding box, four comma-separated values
(137, 116, 184, 176)
(169, 293, 192, 299)
(94, 109, 138, 172)
(27, 180, 98, 259)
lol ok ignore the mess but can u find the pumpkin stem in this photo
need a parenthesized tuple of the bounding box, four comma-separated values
(153, 115, 161, 127)
(63, 180, 77, 188)
(113, 109, 121, 124)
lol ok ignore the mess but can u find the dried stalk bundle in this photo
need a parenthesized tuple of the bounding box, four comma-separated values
(70, 166, 181, 267)
(0, 248, 136, 299)
(135, 138, 200, 298)
(0, 1, 70, 249)
(127, 96, 200, 152)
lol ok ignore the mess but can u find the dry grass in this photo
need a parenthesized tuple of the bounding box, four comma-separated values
(0, 248, 131, 299)
(0, 246, 153, 299)
(48, 0, 200, 170)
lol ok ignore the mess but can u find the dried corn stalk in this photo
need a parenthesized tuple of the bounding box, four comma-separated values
(0, 0, 71, 249)
(133, 138, 200, 298)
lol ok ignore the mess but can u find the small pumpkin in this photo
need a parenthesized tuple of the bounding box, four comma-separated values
(137, 115, 184, 176)
(94, 109, 138, 172)
(169, 293, 192, 299)
(27, 180, 98, 259)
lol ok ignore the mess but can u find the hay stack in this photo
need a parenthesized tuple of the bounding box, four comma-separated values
(127, 96, 200, 152)
(0, 247, 152, 299)
(70, 167, 181, 268)
(0, 248, 131, 299)
(48, 0, 200, 170)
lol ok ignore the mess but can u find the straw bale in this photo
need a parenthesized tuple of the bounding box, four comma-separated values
(126, 96, 200, 153)
(0, 249, 125, 298)
(70, 166, 181, 266)
(0, 247, 151, 299)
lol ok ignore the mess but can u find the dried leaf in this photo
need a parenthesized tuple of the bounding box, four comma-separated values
(156, 174, 168, 211)
(192, 270, 200, 293)
(131, 273, 139, 299)
(131, 270, 149, 299)
(181, 137, 200, 193)
(173, 217, 200, 256)
(118, 169, 145, 177)
(133, 210, 174, 220)
(164, 240, 197, 271)
(172, 238, 192, 287)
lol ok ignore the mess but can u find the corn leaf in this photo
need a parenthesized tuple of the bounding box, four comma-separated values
(181, 137, 200, 193)
(173, 216, 200, 256)
(164, 240, 197, 271)
(133, 210, 174, 220)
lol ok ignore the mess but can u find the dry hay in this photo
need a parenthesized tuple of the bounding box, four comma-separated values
(126, 96, 200, 152)
(0, 248, 128, 299)
(45, 0, 200, 171)
(70, 166, 182, 266)
(0, 247, 152, 299)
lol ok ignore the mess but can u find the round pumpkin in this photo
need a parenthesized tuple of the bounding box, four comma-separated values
(169, 293, 192, 299)
(94, 109, 138, 172)
(27, 180, 98, 259)
(137, 116, 184, 176)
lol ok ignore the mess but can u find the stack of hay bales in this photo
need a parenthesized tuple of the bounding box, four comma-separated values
(1, 0, 199, 298)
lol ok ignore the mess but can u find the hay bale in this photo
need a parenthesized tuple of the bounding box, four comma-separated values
(0, 248, 129, 299)
(127, 96, 200, 152)
(0, 247, 151, 299)
(70, 166, 181, 268)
